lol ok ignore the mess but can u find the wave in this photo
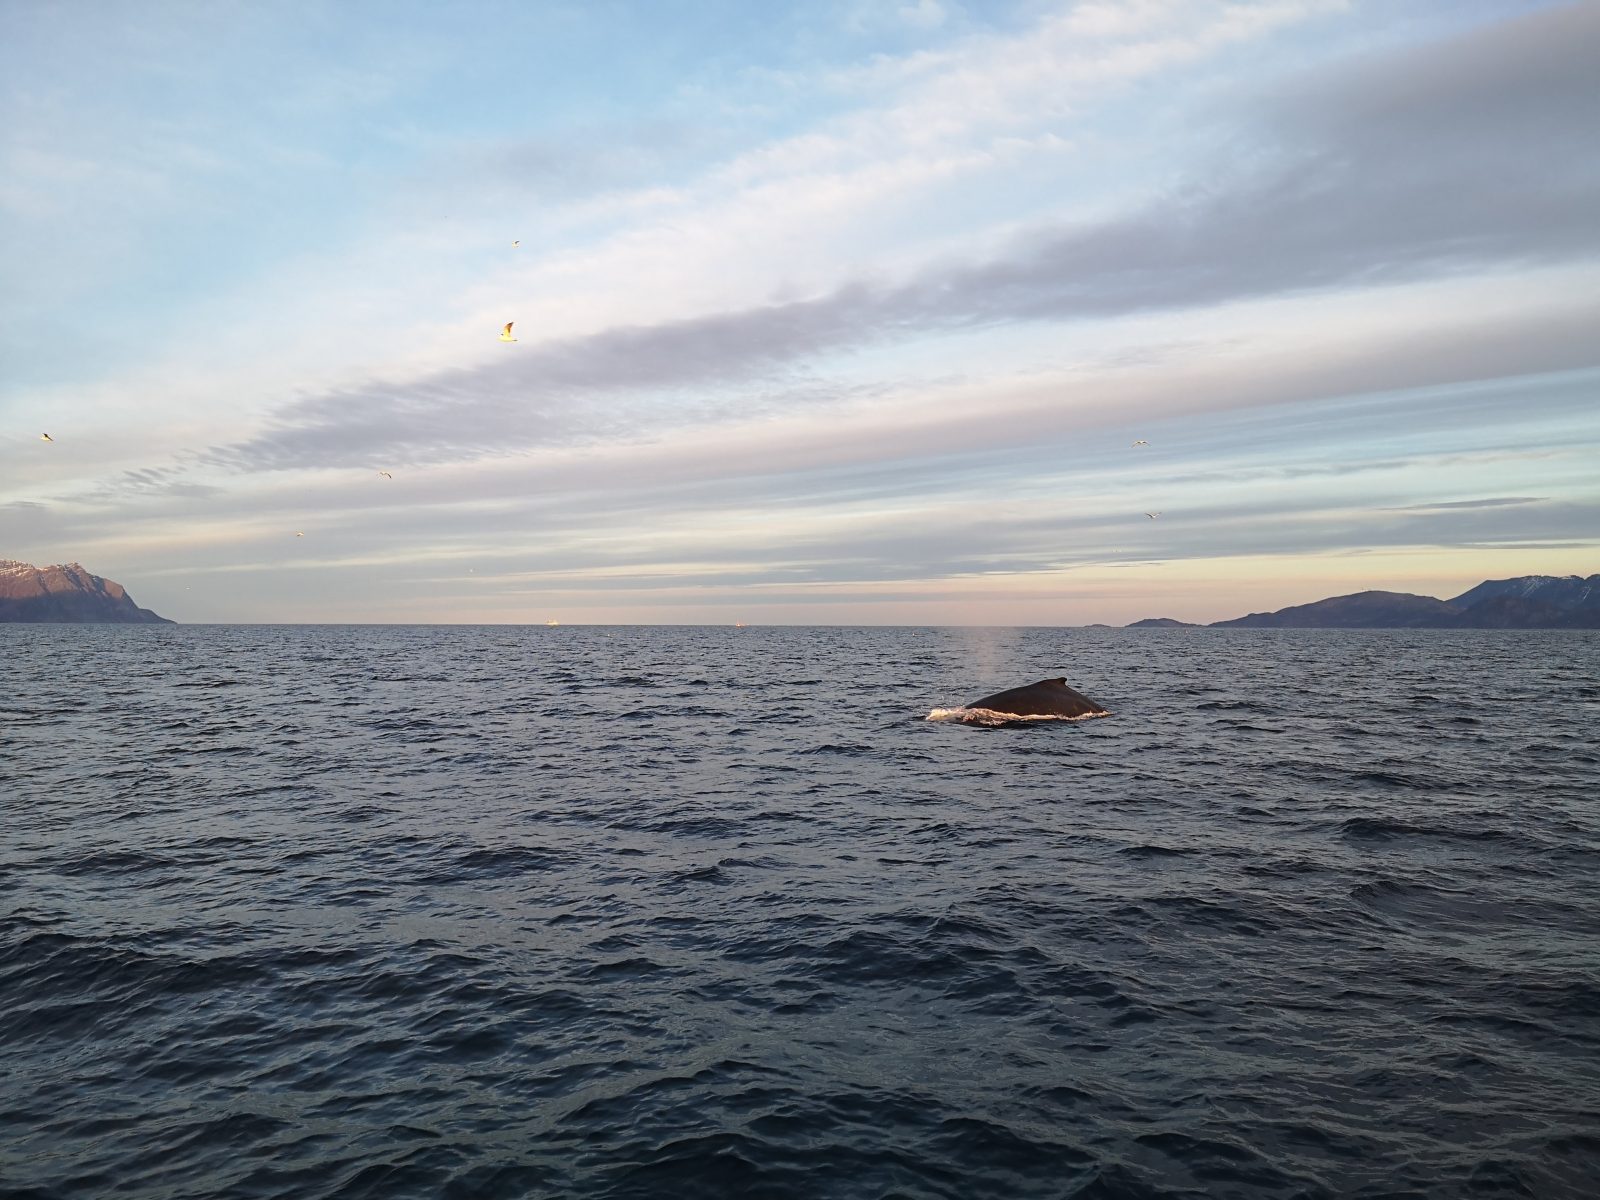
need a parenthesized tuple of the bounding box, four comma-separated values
(5, 623, 1598, 1200)
(925, 706, 1111, 727)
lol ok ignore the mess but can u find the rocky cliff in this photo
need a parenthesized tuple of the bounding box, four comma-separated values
(0, 560, 174, 624)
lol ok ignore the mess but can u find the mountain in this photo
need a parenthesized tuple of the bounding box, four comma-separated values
(1449, 574, 1600, 612)
(1126, 617, 1199, 628)
(1211, 590, 1462, 629)
(1126, 574, 1600, 629)
(0, 560, 174, 624)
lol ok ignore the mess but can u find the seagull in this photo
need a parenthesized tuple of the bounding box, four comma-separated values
(511, 239, 520, 247)
(1132, 439, 1148, 447)
(40, 433, 53, 443)
(1145, 512, 1161, 519)
(295, 531, 304, 537)
(499, 322, 516, 342)
(378, 470, 393, 479)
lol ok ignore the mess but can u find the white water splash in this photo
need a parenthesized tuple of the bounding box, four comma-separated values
(925, 706, 1111, 726)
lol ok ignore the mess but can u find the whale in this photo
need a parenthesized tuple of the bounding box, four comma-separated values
(926, 677, 1110, 726)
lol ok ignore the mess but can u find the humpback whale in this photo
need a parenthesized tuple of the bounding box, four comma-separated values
(927, 677, 1110, 726)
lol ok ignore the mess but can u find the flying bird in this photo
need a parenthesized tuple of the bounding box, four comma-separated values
(40, 433, 53, 443)
(1132, 439, 1148, 447)
(1145, 512, 1161, 519)
(511, 239, 520, 247)
(295, 531, 304, 537)
(499, 322, 516, 342)
(378, 470, 393, 479)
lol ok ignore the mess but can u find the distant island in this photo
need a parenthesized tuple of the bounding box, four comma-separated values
(0, 560, 173, 624)
(1128, 574, 1600, 629)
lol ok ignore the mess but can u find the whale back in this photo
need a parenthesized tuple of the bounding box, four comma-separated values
(964, 677, 1108, 720)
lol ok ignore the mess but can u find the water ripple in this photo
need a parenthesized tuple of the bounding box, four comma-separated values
(2, 625, 1598, 1198)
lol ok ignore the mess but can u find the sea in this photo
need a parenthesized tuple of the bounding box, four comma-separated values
(2, 624, 1597, 1199)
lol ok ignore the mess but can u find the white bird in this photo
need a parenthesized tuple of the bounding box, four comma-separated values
(40, 432, 53, 443)
(295, 531, 304, 537)
(499, 322, 516, 342)
(511, 239, 520, 247)
(1132, 439, 1148, 447)
(378, 470, 393, 479)
(1145, 512, 1161, 519)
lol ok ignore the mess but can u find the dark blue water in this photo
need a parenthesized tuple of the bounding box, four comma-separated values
(3, 625, 1598, 1199)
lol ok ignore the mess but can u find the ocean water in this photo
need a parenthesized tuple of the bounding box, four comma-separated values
(2, 624, 1598, 1200)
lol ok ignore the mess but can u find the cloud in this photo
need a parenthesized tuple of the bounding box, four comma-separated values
(444, 119, 718, 206)
(37, 295, 1597, 581)
(172, 2, 1600, 478)
(1381, 497, 1545, 513)
(899, 1, 949, 31)
(2, 0, 1341, 437)
(841, 0, 956, 37)
(11, 2, 1598, 624)
(191, 291, 882, 471)
(1279, 1, 1599, 159)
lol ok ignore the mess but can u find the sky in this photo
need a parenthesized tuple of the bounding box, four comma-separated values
(2, 0, 1597, 625)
